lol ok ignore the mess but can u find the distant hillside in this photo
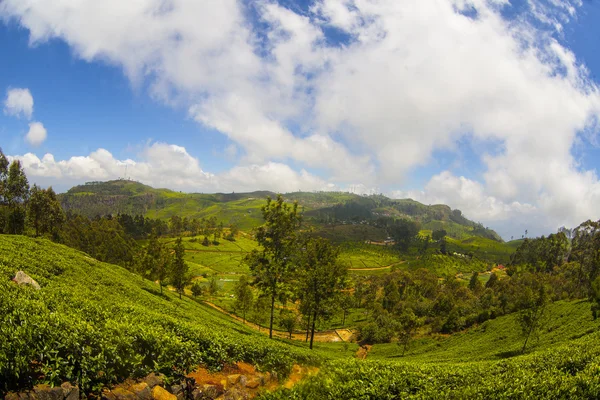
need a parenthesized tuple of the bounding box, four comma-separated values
(59, 180, 502, 241)
(59, 180, 273, 230)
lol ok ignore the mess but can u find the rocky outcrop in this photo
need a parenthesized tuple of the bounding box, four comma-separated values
(4, 367, 278, 400)
(12, 271, 41, 290)
(4, 382, 79, 400)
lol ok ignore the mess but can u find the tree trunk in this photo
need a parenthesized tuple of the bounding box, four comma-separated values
(522, 313, 537, 354)
(159, 279, 163, 295)
(521, 330, 531, 354)
(309, 310, 317, 350)
(269, 292, 275, 339)
(305, 313, 311, 342)
(342, 310, 347, 327)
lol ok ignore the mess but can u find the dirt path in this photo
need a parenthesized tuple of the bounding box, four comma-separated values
(203, 301, 354, 343)
(348, 261, 405, 271)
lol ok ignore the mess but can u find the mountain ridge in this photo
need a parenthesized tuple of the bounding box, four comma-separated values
(59, 180, 502, 241)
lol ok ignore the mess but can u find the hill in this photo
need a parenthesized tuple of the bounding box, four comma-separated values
(59, 180, 502, 241)
(266, 299, 600, 399)
(3, 235, 600, 399)
(0, 235, 320, 394)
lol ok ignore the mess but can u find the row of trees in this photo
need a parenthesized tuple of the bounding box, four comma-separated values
(0, 149, 64, 237)
(114, 213, 237, 242)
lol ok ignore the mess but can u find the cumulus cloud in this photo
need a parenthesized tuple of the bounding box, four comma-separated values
(24, 121, 47, 146)
(9, 142, 331, 194)
(4, 88, 34, 119)
(2, 0, 600, 237)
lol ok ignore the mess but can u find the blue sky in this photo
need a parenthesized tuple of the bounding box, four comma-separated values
(1, 0, 600, 239)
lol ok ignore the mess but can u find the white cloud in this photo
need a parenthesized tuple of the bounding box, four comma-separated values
(9, 142, 330, 194)
(392, 171, 537, 231)
(24, 121, 47, 146)
(4, 88, 34, 119)
(2, 0, 600, 237)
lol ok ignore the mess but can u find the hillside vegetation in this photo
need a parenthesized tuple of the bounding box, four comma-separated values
(0, 235, 319, 394)
(3, 235, 600, 399)
(59, 180, 502, 242)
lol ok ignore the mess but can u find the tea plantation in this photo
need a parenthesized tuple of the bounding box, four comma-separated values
(2, 234, 600, 398)
(0, 235, 319, 394)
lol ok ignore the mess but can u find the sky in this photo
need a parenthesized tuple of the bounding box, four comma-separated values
(1, 0, 600, 240)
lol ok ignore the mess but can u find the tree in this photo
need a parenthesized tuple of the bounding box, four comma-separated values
(142, 234, 171, 294)
(279, 309, 298, 339)
(27, 185, 65, 237)
(591, 276, 600, 320)
(469, 271, 483, 294)
(486, 272, 499, 289)
(518, 277, 548, 354)
(244, 195, 302, 339)
(297, 238, 347, 349)
(440, 238, 448, 255)
(208, 276, 220, 296)
(388, 219, 420, 252)
(382, 279, 401, 312)
(191, 281, 204, 297)
(2, 160, 29, 234)
(170, 215, 183, 236)
(339, 292, 354, 327)
(251, 296, 270, 332)
(171, 237, 190, 299)
(432, 229, 447, 241)
(397, 308, 421, 356)
(571, 220, 600, 295)
(234, 275, 254, 323)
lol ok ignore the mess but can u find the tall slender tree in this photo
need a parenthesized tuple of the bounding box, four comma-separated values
(234, 275, 254, 324)
(244, 195, 302, 339)
(3, 160, 30, 234)
(142, 234, 171, 294)
(171, 237, 190, 299)
(297, 238, 347, 349)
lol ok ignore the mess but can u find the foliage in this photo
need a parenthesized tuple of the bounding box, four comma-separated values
(233, 275, 253, 323)
(27, 185, 65, 238)
(0, 235, 320, 395)
(517, 275, 549, 353)
(279, 309, 298, 339)
(0, 157, 29, 234)
(296, 238, 348, 349)
(191, 281, 204, 297)
(244, 195, 302, 339)
(387, 218, 421, 251)
(139, 235, 171, 294)
(57, 213, 138, 268)
(170, 237, 190, 299)
(263, 334, 600, 399)
(512, 233, 569, 272)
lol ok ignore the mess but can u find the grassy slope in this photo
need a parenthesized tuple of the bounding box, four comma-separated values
(0, 235, 325, 394)
(369, 299, 599, 362)
(3, 235, 599, 398)
(266, 300, 600, 399)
